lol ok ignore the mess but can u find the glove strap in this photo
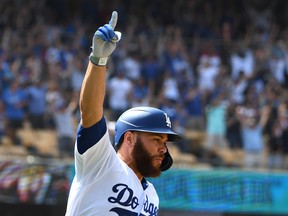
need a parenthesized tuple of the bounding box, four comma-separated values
(89, 54, 108, 66)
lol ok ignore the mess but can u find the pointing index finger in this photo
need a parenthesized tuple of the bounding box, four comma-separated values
(109, 11, 118, 30)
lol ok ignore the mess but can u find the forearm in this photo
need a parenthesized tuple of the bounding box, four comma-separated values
(80, 61, 106, 128)
(79, 11, 120, 128)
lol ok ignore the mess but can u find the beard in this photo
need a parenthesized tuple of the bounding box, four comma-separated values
(132, 136, 162, 177)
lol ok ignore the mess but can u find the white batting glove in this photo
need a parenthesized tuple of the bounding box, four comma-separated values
(89, 11, 122, 66)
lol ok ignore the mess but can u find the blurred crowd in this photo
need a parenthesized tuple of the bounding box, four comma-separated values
(0, 0, 288, 169)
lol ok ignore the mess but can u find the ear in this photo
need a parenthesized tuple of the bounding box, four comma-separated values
(123, 131, 135, 147)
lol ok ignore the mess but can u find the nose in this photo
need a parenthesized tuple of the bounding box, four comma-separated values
(159, 144, 167, 154)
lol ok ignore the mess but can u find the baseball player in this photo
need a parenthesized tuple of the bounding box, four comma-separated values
(65, 11, 181, 216)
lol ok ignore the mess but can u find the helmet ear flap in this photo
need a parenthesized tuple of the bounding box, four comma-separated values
(160, 147, 173, 171)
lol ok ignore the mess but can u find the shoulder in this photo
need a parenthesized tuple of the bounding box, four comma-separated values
(77, 116, 108, 154)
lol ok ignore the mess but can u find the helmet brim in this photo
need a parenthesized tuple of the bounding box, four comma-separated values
(168, 133, 182, 142)
(126, 128, 182, 143)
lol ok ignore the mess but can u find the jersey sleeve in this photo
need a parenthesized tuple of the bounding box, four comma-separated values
(76, 116, 107, 154)
(74, 116, 118, 183)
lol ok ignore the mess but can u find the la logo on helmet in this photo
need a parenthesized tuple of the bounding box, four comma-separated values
(164, 113, 171, 128)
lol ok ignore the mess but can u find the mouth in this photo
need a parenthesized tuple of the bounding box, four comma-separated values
(154, 156, 164, 163)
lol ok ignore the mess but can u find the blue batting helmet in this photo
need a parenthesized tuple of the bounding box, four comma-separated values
(114, 107, 182, 171)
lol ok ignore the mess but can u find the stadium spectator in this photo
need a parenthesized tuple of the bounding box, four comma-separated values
(267, 101, 288, 169)
(0, 55, 15, 97)
(230, 43, 255, 80)
(45, 81, 65, 129)
(196, 54, 220, 96)
(130, 76, 151, 107)
(226, 103, 243, 150)
(122, 50, 141, 81)
(159, 70, 180, 103)
(25, 79, 48, 129)
(204, 91, 228, 154)
(184, 85, 205, 131)
(172, 104, 189, 153)
(51, 92, 78, 158)
(236, 103, 270, 168)
(228, 71, 249, 105)
(141, 53, 162, 95)
(107, 69, 133, 121)
(2, 79, 27, 145)
(269, 40, 287, 86)
(68, 57, 85, 92)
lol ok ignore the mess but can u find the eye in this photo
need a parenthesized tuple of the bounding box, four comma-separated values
(149, 134, 167, 145)
(153, 138, 166, 147)
(153, 138, 161, 143)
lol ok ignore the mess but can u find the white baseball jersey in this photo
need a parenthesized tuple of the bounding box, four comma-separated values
(65, 117, 159, 216)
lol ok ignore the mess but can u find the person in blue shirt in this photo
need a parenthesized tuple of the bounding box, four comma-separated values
(2, 79, 27, 145)
(25, 79, 47, 129)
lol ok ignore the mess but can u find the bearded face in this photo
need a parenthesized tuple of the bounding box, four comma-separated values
(131, 135, 163, 177)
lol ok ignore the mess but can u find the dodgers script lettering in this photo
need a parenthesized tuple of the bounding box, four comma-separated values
(108, 183, 158, 215)
(108, 183, 140, 209)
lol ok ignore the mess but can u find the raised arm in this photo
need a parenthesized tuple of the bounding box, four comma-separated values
(80, 11, 121, 128)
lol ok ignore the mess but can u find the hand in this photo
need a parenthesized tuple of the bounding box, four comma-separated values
(90, 11, 122, 66)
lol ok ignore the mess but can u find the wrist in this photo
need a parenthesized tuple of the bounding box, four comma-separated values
(89, 54, 108, 66)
